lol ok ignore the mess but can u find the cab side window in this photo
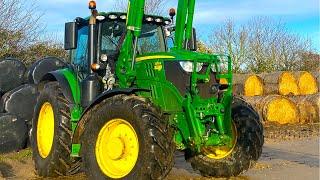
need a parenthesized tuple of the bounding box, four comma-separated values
(72, 26, 89, 71)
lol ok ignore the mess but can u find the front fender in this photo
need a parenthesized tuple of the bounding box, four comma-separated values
(72, 88, 150, 144)
(40, 68, 80, 105)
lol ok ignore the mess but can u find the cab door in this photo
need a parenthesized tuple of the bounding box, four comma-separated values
(71, 25, 89, 80)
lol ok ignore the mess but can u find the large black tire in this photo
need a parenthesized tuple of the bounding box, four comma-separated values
(80, 95, 175, 180)
(186, 97, 264, 177)
(31, 82, 79, 177)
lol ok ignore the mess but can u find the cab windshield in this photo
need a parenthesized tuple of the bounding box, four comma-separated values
(100, 21, 166, 55)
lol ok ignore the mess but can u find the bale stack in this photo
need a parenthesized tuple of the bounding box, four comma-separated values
(245, 95, 299, 125)
(0, 58, 29, 153)
(234, 71, 319, 125)
(220, 70, 319, 125)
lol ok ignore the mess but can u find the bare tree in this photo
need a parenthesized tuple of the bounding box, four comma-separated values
(298, 51, 320, 71)
(113, 0, 169, 15)
(0, 0, 68, 64)
(246, 17, 312, 72)
(210, 20, 249, 73)
(210, 17, 315, 73)
(0, 0, 44, 62)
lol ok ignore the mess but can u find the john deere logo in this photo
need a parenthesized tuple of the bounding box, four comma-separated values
(154, 62, 162, 71)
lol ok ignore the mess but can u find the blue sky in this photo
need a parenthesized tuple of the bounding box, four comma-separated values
(37, 0, 319, 52)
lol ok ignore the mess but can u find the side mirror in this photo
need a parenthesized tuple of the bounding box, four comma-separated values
(188, 28, 197, 51)
(64, 22, 78, 50)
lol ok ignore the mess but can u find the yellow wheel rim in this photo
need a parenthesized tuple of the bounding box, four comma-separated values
(95, 119, 139, 179)
(37, 102, 55, 158)
(203, 123, 237, 160)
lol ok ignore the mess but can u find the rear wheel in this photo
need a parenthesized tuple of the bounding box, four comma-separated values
(186, 97, 264, 177)
(80, 95, 175, 180)
(31, 82, 79, 177)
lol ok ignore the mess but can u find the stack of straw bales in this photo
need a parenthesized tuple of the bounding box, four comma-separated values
(228, 71, 319, 124)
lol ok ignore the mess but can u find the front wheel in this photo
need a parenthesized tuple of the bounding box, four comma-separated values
(186, 97, 264, 177)
(80, 95, 175, 179)
(31, 82, 79, 177)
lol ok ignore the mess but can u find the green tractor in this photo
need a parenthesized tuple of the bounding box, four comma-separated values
(31, 0, 263, 179)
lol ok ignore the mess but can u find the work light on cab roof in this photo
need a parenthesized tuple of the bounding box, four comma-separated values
(88, 0, 96, 10)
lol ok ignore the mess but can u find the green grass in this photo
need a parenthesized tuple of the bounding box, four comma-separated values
(0, 148, 32, 162)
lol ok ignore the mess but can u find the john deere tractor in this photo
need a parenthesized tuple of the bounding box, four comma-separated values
(31, 0, 263, 179)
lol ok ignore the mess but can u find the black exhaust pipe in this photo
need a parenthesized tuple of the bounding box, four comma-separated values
(81, 7, 102, 107)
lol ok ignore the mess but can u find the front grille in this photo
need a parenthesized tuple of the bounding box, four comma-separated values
(198, 65, 218, 99)
(164, 61, 190, 95)
(164, 61, 218, 99)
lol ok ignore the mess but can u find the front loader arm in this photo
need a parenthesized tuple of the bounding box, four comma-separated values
(116, 0, 146, 87)
(175, 0, 196, 49)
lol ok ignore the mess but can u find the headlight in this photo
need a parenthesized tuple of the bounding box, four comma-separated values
(108, 14, 118, 20)
(120, 15, 127, 20)
(146, 17, 154, 22)
(155, 18, 163, 23)
(179, 61, 203, 73)
(96, 16, 105, 21)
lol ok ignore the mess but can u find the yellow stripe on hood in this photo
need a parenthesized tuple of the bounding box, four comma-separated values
(136, 55, 175, 62)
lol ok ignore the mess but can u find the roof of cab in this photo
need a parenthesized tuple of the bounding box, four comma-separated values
(81, 12, 171, 25)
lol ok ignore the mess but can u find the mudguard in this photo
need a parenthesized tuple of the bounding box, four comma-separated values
(72, 88, 150, 144)
(40, 69, 79, 105)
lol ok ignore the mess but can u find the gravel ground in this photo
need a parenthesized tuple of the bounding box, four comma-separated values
(168, 137, 319, 180)
(0, 124, 319, 180)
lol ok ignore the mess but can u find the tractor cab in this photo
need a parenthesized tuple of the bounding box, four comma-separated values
(66, 12, 172, 75)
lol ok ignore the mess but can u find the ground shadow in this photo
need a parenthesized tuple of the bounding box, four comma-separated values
(0, 161, 15, 178)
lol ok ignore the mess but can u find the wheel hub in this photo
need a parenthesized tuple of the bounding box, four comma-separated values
(203, 122, 237, 160)
(106, 137, 124, 160)
(95, 118, 139, 179)
(37, 102, 55, 159)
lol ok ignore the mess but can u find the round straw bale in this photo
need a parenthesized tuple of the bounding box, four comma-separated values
(244, 95, 299, 124)
(289, 95, 319, 123)
(294, 71, 318, 95)
(261, 72, 299, 96)
(244, 75, 264, 96)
